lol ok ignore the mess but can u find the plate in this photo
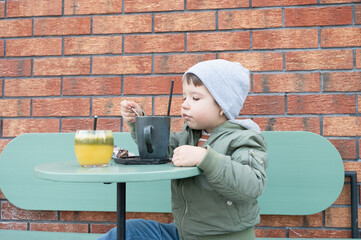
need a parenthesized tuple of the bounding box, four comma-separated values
(113, 156, 171, 165)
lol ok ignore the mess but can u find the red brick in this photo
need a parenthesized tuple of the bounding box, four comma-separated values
(34, 17, 91, 36)
(220, 52, 283, 71)
(93, 15, 152, 34)
(254, 73, 319, 93)
(0, 19, 32, 37)
(329, 139, 357, 160)
(61, 211, 116, 222)
(126, 212, 173, 223)
(155, 12, 215, 32)
(219, 9, 282, 29)
(0, 222, 27, 230)
(0, 1, 4, 18)
(325, 207, 351, 228)
(253, 29, 318, 49)
(259, 213, 322, 227)
(322, 27, 361, 47)
(334, 183, 351, 205)
(123, 118, 184, 132)
(321, 0, 360, 3)
(170, 118, 184, 132)
(65, 36, 122, 55)
(64, 0, 122, 15)
(254, 117, 320, 133)
(154, 96, 183, 116)
(6, 38, 62, 57)
(356, 5, 361, 24)
(124, 34, 184, 53)
(0, 59, 31, 77)
(124, 0, 183, 12)
(62, 119, 93, 132)
(91, 224, 116, 234)
(124, 76, 182, 95)
(359, 94, 361, 113)
(1, 201, 58, 220)
(30, 223, 88, 233)
(323, 72, 361, 92)
(5, 78, 61, 97)
(253, 0, 316, 6)
(33, 98, 90, 117)
(63, 77, 122, 96)
(92, 97, 152, 117)
(286, 50, 353, 70)
(93, 56, 152, 75)
(241, 96, 285, 115)
(0, 79, 2, 96)
(7, 0, 62, 17)
(154, 54, 216, 74)
(187, 0, 248, 10)
(289, 229, 351, 238)
(0, 40, 4, 57)
(0, 99, 31, 117)
(288, 94, 355, 114)
(285, 6, 352, 27)
(255, 228, 286, 238)
(33, 57, 91, 76)
(357, 50, 361, 69)
(323, 116, 361, 137)
(2, 119, 59, 137)
(187, 32, 250, 52)
(0, 139, 11, 155)
(344, 162, 361, 182)
(62, 118, 121, 132)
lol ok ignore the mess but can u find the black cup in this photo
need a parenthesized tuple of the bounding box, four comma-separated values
(135, 116, 170, 159)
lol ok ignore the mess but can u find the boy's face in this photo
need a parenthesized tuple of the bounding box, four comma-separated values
(181, 81, 227, 133)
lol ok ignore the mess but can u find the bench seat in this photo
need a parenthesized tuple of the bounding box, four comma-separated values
(0, 131, 348, 238)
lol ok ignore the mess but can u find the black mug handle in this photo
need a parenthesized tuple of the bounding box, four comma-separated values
(144, 125, 154, 153)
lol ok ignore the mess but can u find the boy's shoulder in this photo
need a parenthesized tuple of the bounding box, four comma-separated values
(213, 121, 266, 144)
(215, 120, 261, 135)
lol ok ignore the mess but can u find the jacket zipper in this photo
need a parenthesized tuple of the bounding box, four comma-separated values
(180, 180, 188, 239)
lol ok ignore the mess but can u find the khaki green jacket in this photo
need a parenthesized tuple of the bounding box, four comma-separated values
(130, 120, 268, 240)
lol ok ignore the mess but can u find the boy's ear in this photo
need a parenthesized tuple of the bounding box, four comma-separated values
(220, 110, 224, 116)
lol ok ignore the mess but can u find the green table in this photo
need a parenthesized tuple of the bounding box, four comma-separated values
(34, 161, 201, 240)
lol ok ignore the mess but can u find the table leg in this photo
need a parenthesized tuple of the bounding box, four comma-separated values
(117, 182, 126, 240)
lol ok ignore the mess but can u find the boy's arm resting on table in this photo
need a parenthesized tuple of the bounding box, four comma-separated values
(197, 133, 268, 202)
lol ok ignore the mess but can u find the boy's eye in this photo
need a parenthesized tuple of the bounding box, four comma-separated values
(193, 97, 200, 101)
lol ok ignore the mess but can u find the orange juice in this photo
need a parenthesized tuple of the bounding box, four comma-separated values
(74, 130, 114, 167)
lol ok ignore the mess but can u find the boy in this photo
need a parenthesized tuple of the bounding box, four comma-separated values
(99, 59, 268, 240)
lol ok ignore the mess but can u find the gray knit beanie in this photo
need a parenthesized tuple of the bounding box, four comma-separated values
(184, 59, 249, 120)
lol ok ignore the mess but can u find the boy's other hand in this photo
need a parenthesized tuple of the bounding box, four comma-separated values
(120, 100, 142, 123)
(172, 145, 206, 167)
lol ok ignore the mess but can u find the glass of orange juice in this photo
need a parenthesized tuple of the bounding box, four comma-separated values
(74, 130, 114, 167)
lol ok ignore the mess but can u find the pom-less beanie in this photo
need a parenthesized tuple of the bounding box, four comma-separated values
(184, 59, 249, 121)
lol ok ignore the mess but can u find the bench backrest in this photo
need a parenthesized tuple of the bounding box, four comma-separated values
(0, 131, 344, 215)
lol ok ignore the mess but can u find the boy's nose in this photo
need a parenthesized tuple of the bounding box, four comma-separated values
(181, 100, 189, 109)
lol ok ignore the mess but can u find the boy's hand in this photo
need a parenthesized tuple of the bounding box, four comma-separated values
(120, 100, 143, 123)
(172, 145, 207, 167)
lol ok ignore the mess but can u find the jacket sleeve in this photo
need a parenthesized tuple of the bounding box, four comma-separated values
(127, 122, 137, 142)
(196, 132, 268, 202)
(167, 125, 191, 157)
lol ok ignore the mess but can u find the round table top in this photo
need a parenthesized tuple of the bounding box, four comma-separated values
(34, 160, 201, 183)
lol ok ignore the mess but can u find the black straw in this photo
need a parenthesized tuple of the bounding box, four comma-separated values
(93, 116, 97, 130)
(167, 80, 174, 116)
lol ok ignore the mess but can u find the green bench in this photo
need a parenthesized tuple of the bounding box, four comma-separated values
(0, 131, 349, 239)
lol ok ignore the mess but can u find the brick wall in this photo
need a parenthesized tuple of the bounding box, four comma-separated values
(0, 0, 360, 238)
